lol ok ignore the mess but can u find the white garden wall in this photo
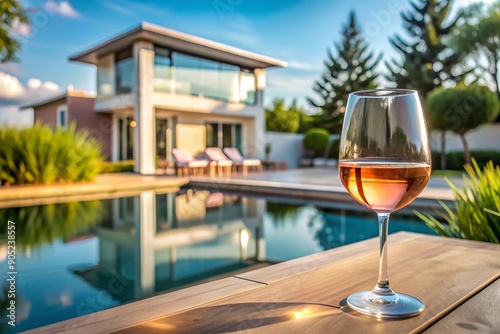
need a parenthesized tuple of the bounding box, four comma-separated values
(264, 132, 304, 168)
(430, 123, 500, 153)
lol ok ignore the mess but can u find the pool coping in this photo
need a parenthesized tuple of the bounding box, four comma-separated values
(0, 173, 189, 208)
(0, 168, 458, 210)
(187, 171, 456, 212)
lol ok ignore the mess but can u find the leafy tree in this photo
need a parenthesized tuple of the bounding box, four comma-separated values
(0, 0, 29, 63)
(426, 85, 499, 164)
(308, 10, 381, 134)
(386, 0, 465, 99)
(451, 1, 500, 99)
(265, 98, 303, 133)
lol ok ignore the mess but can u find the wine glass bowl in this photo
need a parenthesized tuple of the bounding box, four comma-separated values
(338, 89, 431, 318)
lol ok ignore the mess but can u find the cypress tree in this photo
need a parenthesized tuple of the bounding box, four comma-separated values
(308, 10, 382, 134)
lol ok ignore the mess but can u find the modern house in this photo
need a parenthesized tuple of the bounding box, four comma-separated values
(26, 22, 286, 174)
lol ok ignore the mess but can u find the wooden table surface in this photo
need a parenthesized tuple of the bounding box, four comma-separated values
(28, 232, 500, 334)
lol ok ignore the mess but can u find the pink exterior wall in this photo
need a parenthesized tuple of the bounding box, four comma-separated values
(67, 96, 112, 160)
(33, 96, 112, 161)
(33, 98, 64, 125)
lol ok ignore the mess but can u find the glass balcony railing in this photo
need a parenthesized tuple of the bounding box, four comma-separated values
(153, 53, 257, 105)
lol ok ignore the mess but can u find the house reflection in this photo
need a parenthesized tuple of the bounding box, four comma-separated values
(74, 190, 267, 301)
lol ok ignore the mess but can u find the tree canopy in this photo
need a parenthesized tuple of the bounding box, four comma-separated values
(451, 1, 500, 99)
(265, 98, 304, 133)
(0, 0, 29, 63)
(426, 85, 499, 163)
(307, 10, 381, 133)
(386, 0, 465, 99)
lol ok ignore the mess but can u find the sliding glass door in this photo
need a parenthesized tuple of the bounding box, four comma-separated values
(206, 122, 242, 151)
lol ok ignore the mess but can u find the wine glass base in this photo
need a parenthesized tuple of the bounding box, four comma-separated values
(347, 290, 424, 319)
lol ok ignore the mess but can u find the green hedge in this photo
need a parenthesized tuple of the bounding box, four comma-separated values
(303, 128, 330, 156)
(0, 124, 103, 185)
(100, 160, 135, 173)
(328, 138, 341, 158)
(432, 150, 500, 170)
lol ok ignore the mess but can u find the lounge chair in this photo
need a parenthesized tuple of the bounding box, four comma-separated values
(223, 147, 262, 174)
(205, 147, 233, 176)
(172, 148, 209, 176)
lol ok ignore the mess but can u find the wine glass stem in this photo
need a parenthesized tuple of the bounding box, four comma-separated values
(375, 212, 393, 294)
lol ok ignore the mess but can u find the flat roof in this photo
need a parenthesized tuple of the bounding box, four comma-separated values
(69, 22, 287, 69)
(20, 89, 96, 109)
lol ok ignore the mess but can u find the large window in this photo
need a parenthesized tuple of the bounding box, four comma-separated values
(115, 48, 135, 95)
(153, 46, 172, 93)
(206, 122, 242, 151)
(153, 49, 256, 105)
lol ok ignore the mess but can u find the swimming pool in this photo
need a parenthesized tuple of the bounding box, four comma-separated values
(0, 190, 436, 332)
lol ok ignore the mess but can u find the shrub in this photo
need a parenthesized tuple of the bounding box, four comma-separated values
(426, 85, 499, 163)
(265, 98, 302, 133)
(415, 160, 500, 243)
(432, 150, 500, 170)
(328, 138, 341, 159)
(100, 160, 135, 173)
(446, 150, 500, 170)
(0, 124, 103, 185)
(431, 150, 441, 170)
(303, 128, 330, 156)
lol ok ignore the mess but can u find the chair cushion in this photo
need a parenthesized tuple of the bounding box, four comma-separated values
(216, 160, 233, 166)
(242, 159, 261, 166)
(188, 160, 209, 168)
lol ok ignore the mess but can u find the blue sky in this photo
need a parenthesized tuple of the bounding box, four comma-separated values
(0, 0, 491, 125)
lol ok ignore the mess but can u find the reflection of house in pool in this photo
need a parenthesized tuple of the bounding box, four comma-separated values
(73, 191, 269, 302)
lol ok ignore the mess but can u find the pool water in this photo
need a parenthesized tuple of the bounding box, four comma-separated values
(0, 190, 436, 332)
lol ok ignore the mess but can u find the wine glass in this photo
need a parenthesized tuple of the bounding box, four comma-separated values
(338, 89, 431, 318)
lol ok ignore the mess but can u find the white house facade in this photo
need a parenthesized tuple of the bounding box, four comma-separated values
(70, 22, 287, 174)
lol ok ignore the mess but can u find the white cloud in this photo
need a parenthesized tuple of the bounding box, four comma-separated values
(288, 60, 322, 71)
(43, 81, 60, 91)
(11, 18, 31, 36)
(0, 72, 24, 99)
(0, 105, 33, 127)
(103, 1, 136, 17)
(44, 1, 81, 18)
(265, 69, 319, 110)
(0, 72, 62, 127)
(267, 70, 317, 95)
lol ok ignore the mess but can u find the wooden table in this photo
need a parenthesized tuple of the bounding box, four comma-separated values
(28, 232, 500, 334)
